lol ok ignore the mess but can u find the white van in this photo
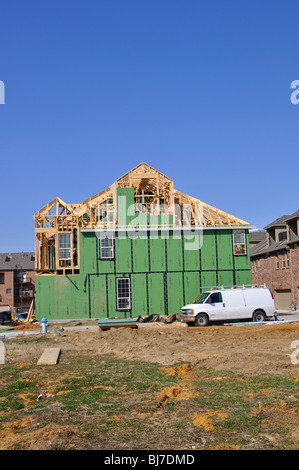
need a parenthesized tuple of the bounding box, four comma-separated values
(180, 285, 276, 326)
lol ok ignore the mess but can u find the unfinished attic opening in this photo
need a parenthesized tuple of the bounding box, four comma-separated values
(95, 198, 115, 227)
(34, 198, 80, 275)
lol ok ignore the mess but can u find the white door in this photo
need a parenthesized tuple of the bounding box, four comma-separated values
(204, 292, 226, 320)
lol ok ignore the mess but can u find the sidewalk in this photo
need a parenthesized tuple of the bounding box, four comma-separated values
(276, 310, 299, 321)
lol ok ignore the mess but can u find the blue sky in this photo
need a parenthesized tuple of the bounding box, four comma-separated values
(0, 0, 298, 252)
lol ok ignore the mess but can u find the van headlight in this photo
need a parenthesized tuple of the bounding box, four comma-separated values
(181, 309, 194, 315)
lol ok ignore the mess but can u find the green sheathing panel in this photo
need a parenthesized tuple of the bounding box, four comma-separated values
(184, 232, 200, 271)
(184, 271, 200, 304)
(167, 232, 183, 271)
(148, 273, 165, 315)
(115, 234, 132, 273)
(107, 274, 117, 317)
(35, 276, 54, 318)
(235, 269, 252, 285)
(36, 274, 88, 320)
(80, 232, 97, 274)
(201, 271, 217, 290)
(117, 188, 134, 226)
(131, 274, 147, 316)
(201, 230, 216, 270)
(217, 230, 233, 270)
(132, 235, 149, 273)
(149, 236, 166, 271)
(98, 257, 115, 274)
(90, 275, 107, 318)
(218, 271, 234, 287)
(36, 226, 252, 320)
(167, 272, 183, 314)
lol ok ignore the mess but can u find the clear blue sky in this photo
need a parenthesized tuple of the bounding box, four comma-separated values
(0, 0, 298, 252)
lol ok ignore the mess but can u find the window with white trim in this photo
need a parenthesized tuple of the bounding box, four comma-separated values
(233, 230, 246, 255)
(99, 233, 114, 259)
(95, 199, 114, 227)
(58, 233, 72, 260)
(116, 277, 131, 311)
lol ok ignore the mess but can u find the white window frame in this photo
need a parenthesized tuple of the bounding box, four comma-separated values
(99, 233, 114, 260)
(116, 277, 131, 311)
(58, 233, 72, 260)
(276, 255, 280, 269)
(233, 229, 247, 256)
(95, 200, 114, 227)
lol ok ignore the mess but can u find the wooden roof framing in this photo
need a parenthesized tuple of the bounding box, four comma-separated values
(34, 162, 249, 229)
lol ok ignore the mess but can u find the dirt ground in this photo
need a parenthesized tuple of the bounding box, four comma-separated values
(1, 320, 299, 451)
(5, 320, 299, 377)
(98, 322, 299, 377)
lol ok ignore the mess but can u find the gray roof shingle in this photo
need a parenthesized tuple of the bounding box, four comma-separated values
(264, 215, 290, 229)
(0, 252, 35, 271)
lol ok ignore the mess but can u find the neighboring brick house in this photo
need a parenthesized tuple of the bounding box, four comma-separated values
(0, 252, 36, 313)
(250, 210, 299, 310)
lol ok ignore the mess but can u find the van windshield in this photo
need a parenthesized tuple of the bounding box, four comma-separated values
(192, 292, 210, 304)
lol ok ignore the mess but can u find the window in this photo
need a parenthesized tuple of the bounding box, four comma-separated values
(276, 256, 279, 269)
(233, 230, 246, 255)
(279, 231, 287, 242)
(99, 233, 114, 259)
(96, 199, 114, 227)
(286, 252, 290, 268)
(58, 233, 72, 260)
(282, 254, 286, 268)
(134, 192, 154, 214)
(0, 273, 4, 284)
(206, 292, 223, 304)
(116, 278, 131, 310)
(6, 289, 11, 294)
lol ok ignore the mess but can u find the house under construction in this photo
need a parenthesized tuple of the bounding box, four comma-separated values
(34, 163, 252, 319)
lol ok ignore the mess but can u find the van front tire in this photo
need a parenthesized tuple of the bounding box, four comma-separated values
(252, 310, 266, 322)
(195, 313, 209, 327)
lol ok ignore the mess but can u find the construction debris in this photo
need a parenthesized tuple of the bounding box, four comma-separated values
(36, 393, 55, 401)
(98, 318, 137, 331)
(37, 347, 61, 365)
(136, 313, 178, 324)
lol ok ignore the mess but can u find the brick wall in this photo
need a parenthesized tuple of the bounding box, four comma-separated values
(251, 245, 299, 307)
(0, 271, 14, 309)
(0, 269, 36, 311)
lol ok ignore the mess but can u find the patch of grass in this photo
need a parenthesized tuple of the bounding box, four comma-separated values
(0, 356, 298, 450)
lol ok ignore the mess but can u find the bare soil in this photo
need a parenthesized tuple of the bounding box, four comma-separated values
(5, 320, 299, 377)
(1, 320, 299, 451)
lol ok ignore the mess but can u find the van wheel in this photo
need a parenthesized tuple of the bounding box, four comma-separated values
(195, 313, 209, 327)
(252, 310, 266, 322)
